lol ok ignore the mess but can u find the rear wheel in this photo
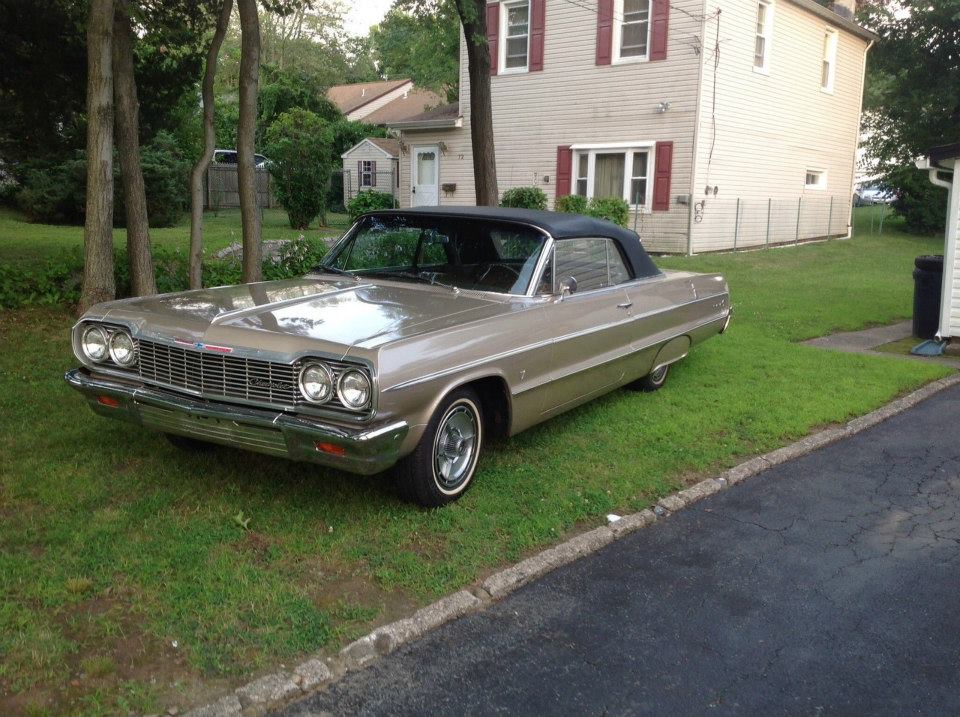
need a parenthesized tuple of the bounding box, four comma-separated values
(165, 434, 215, 451)
(628, 363, 670, 393)
(396, 388, 483, 507)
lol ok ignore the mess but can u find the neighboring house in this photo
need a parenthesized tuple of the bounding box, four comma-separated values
(340, 138, 401, 203)
(389, 0, 876, 253)
(327, 79, 445, 125)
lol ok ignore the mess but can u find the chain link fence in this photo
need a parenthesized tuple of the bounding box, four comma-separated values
(631, 193, 853, 254)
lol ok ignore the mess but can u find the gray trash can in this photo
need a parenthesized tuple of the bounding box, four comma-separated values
(913, 255, 943, 339)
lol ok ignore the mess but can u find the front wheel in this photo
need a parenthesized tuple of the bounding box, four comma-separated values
(395, 388, 484, 507)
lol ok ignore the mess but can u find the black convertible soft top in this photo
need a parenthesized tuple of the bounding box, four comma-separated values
(367, 206, 662, 279)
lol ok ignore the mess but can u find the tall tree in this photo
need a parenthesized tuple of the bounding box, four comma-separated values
(237, 0, 263, 283)
(113, 3, 156, 296)
(189, 0, 234, 290)
(452, 0, 498, 205)
(80, 0, 117, 314)
(370, 4, 460, 102)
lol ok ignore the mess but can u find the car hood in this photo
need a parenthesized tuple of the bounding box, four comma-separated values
(98, 276, 507, 358)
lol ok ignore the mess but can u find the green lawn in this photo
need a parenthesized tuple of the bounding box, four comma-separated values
(0, 207, 349, 269)
(0, 212, 952, 716)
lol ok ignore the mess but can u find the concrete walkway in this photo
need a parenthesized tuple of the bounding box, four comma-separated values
(274, 385, 960, 717)
(804, 320, 960, 369)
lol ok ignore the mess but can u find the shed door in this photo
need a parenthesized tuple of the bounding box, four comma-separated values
(412, 146, 439, 207)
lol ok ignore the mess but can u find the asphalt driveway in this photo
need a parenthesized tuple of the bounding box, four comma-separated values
(275, 384, 960, 716)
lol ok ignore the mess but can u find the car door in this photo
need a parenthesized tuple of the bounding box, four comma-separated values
(539, 237, 635, 415)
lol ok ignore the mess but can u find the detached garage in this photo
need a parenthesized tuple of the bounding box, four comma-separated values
(341, 138, 400, 204)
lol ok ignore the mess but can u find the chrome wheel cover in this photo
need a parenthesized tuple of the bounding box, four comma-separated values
(432, 401, 480, 494)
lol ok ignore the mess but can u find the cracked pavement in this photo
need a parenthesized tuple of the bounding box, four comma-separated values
(275, 386, 960, 716)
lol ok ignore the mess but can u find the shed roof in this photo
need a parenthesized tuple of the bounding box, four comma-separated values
(341, 137, 401, 159)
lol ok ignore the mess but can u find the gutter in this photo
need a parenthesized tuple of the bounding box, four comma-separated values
(784, 0, 879, 42)
(387, 117, 463, 131)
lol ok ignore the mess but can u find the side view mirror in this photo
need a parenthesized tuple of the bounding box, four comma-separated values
(557, 276, 578, 300)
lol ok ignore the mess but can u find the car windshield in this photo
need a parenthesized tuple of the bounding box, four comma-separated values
(318, 215, 549, 295)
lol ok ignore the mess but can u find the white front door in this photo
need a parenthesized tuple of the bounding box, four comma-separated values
(412, 146, 440, 206)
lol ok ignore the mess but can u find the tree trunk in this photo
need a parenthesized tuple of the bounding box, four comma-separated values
(455, 0, 498, 206)
(80, 0, 116, 314)
(188, 0, 234, 290)
(112, 6, 156, 297)
(237, 0, 262, 283)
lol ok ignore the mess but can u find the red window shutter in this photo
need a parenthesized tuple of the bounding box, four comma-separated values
(596, 0, 613, 65)
(357, 161, 363, 187)
(487, 2, 500, 75)
(555, 145, 573, 198)
(652, 141, 673, 211)
(371, 160, 377, 186)
(650, 0, 669, 61)
(529, 0, 546, 71)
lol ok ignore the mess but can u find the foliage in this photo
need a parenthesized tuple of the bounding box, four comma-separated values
(15, 132, 190, 228)
(347, 190, 397, 219)
(586, 197, 630, 227)
(860, 0, 960, 232)
(256, 64, 344, 146)
(555, 194, 589, 215)
(264, 109, 336, 229)
(500, 186, 547, 210)
(884, 165, 948, 236)
(0, 234, 328, 309)
(370, 3, 460, 102)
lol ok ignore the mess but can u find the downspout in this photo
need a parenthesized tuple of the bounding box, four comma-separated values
(922, 161, 959, 340)
(847, 38, 874, 239)
(686, 3, 710, 256)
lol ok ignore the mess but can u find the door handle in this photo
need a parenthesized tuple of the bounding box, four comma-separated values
(617, 302, 633, 310)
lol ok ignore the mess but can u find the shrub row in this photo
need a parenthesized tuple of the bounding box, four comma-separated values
(0, 235, 327, 309)
(500, 186, 631, 227)
(347, 190, 397, 219)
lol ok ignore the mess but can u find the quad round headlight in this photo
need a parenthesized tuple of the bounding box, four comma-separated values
(81, 325, 109, 363)
(108, 330, 137, 367)
(299, 363, 334, 404)
(338, 369, 372, 410)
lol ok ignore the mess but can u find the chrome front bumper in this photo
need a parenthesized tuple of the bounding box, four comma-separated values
(64, 369, 408, 475)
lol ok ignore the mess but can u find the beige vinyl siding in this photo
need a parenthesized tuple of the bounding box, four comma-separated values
(689, 0, 869, 252)
(346, 82, 414, 121)
(341, 143, 398, 201)
(396, 126, 474, 208)
(400, 0, 704, 252)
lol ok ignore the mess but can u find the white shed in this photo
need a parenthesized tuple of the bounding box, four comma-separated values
(919, 144, 960, 341)
(340, 138, 400, 204)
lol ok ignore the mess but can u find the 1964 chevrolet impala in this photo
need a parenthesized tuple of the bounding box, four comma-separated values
(66, 207, 731, 506)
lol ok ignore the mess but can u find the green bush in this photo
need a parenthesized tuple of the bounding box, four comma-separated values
(265, 109, 335, 229)
(885, 165, 947, 235)
(555, 194, 589, 215)
(15, 132, 189, 227)
(347, 190, 397, 220)
(0, 236, 327, 309)
(500, 186, 547, 210)
(587, 197, 630, 227)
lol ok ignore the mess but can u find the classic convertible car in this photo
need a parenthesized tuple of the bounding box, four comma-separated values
(66, 207, 731, 506)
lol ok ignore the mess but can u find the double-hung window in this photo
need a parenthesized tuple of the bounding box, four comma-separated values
(501, 0, 530, 72)
(573, 145, 652, 210)
(821, 29, 838, 92)
(360, 160, 374, 188)
(754, 0, 773, 72)
(616, 0, 651, 61)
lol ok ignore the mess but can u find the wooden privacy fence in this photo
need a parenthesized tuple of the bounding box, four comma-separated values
(205, 165, 277, 210)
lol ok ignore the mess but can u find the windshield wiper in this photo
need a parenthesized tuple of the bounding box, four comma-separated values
(313, 265, 358, 279)
(357, 270, 459, 293)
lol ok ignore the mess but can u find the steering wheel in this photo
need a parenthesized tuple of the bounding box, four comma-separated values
(474, 263, 521, 284)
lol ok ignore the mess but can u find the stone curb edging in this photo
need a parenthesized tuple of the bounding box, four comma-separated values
(183, 374, 960, 717)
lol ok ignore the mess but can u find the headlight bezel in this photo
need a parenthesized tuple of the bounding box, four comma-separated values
(337, 368, 373, 411)
(298, 362, 335, 405)
(80, 325, 110, 364)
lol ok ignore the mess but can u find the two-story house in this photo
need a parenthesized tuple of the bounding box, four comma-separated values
(388, 0, 876, 253)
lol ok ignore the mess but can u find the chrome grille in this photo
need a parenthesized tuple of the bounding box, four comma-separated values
(134, 339, 366, 415)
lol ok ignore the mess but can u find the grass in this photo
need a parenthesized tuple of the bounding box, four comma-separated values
(0, 207, 350, 269)
(0, 209, 952, 716)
